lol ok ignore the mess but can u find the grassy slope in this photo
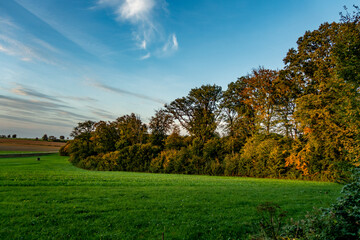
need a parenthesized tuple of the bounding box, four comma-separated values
(0, 154, 342, 239)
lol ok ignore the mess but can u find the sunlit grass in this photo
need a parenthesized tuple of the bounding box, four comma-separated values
(0, 154, 342, 239)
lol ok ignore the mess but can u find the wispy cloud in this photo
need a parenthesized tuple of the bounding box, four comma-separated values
(0, 114, 74, 128)
(162, 33, 178, 54)
(89, 106, 117, 120)
(0, 34, 38, 62)
(0, 93, 95, 130)
(14, 0, 110, 58)
(11, 84, 62, 102)
(95, 0, 178, 57)
(0, 25, 58, 65)
(140, 52, 151, 60)
(65, 96, 98, 102)
(96, 0, 156, 47)
(0, 17, 18, 29)
(91, 80, 166, 104)
(0, 94, 69, 112)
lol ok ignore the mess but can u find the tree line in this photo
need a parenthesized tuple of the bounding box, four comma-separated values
(61, 7, 360, 182)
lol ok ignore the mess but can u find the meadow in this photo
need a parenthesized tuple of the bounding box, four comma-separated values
(0, 154, 342, 239)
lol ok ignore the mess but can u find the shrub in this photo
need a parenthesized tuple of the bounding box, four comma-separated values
(224, 153, 240, 176)
(97, 151, 120, 171)
(257, 168, 360, 239)
(116, 143, 160, 172)
(240, 134, 291, 178)
(59, 141, 71, 156)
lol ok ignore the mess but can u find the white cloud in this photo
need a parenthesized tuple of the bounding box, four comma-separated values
(95, 0, 178, 57)
(96, 0, 156, 50)
(97, 0, 155, 23)
(140, 39, 147, 49)
(140, 52, 150, 60)
(162, 33, 178, 54)
(0, 35, 35, 61)
(116, 0, 155, 22)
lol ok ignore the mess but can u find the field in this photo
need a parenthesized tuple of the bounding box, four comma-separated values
(0, 139, 65, 152)
(0, 154, 342, 239)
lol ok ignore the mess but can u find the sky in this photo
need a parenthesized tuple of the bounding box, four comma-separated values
(0, 0, 356, 138)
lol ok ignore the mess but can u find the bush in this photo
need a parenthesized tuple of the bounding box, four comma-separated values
(224, 153, 240, 176)
(116, 143, 160, 172)
(240, 134, 291, 178)
(150, 148, 195, 174)
(292, 168, 360, 239)
(59, 141, 71, 156)
(256, 168, 360, 239)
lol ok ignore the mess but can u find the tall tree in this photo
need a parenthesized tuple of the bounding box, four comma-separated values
(70, 120, 96, 140)
(223, 67, 279, 136)
(283, 9, 360, 177)
(149, 109, 174, 147)
(93, 121, 118, 154)
(115, 113, 147, 149)
(165, 84, 222, 143)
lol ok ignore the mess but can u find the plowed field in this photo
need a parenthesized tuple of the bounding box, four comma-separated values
(0, 139, 66, 152)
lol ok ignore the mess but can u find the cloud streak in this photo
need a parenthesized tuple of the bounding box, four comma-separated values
(92, 81, 166, 104)
(0, 94, 93, 124)
(0, 17, 58, 64)
(11, 84, 62, 102)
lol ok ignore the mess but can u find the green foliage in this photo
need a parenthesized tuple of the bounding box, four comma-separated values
(149, 109, 173, 147)
(165, 84, 222, 142)
(240, 134, 291, 178)
(118, 143, 159, 171)
(251, 168, 360, 240)
(114, 113, 148, 149)
(256, 202, 287, 240)
(59, 141, 71, 156)
(150, 148, 194, 174)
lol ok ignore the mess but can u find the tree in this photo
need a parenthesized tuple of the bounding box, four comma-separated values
(222, 79, 257, 139)
(283, 12, 360, 178)
(92, 121, 118, 153)
(42, 134, 48, 141)
(12, 134, 16, 138)
(165, 84, 222, 143)
(70, 120, 96, 140)
(59, 135, 65, 140)
(222, 68, 279, 136)
(114, 113, 147, 149)
(149, 109, 173, 147)
(70, 120, 96, 158)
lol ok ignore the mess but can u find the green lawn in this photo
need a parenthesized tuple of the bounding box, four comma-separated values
(0, 154, 342, 239)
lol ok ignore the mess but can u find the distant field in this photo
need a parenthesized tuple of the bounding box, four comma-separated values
(0, 154, 342, 239)
(0, 139, 65, 152)
(0, 151, 43, 154)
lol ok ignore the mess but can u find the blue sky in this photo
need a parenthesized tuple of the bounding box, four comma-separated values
(0, 0, 355, 138)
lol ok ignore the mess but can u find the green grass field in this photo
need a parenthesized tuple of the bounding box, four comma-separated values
(0, 154, 342, 239)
